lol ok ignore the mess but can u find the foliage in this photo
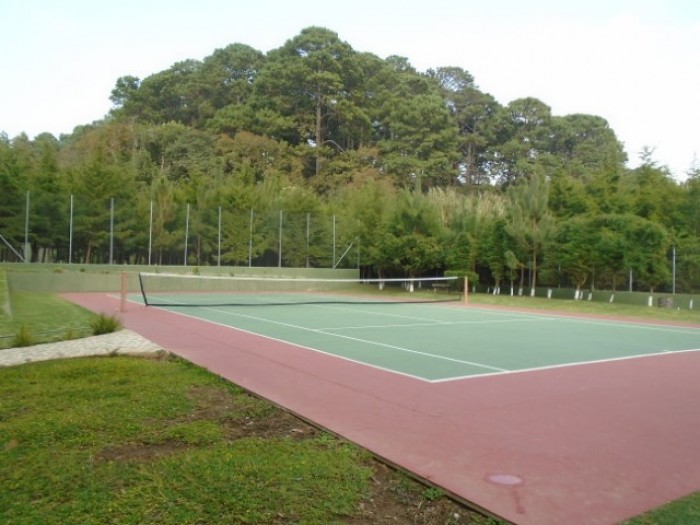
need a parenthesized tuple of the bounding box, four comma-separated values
(422, 486, 444, 501)
(90, 313, 122, 335)
(506, 174, 554, 294)
(379, 190, 446, 277)
(548, 215, 598, 292)
(0, 26, 697, 293)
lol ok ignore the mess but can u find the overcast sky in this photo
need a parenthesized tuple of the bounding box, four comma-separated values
(1, 0, 698, 179)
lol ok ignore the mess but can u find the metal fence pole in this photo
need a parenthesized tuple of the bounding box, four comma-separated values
(629, 269, 633, 292)
(278, 210, 283, 268)
(184, 203, 190, 267)
(148, 200, 153, 265)
(68, 194, 73, 264)
(24, 191, 30, 263)
(248, 208, 253, 267)
(306, 212, 310, 268)
(217, 206, 222, 267)
(672, 245, 676, 295)
(109, 198, 114, 265)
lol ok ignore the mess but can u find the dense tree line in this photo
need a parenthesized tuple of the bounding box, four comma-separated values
(1, 27, 699, 293)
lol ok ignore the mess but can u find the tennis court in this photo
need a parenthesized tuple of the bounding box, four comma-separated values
(132, 287, 700, 382)
(66, 285, 700, 525)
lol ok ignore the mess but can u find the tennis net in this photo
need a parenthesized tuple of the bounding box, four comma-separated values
(138, 272, 462, 307)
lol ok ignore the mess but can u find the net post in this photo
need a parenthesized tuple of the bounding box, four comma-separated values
(463, 276, 469, 305)
(120, 271, 127, 313)
(138, 272, 149, 306)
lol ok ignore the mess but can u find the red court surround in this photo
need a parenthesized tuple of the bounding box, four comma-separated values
(65, 293, 700, 525)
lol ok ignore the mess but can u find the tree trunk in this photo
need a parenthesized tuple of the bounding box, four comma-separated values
(84, 240, 93, 264)
(519, 265, 525, 295)
(315, 94, 323, 177)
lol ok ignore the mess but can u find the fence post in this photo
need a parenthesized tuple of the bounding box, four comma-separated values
(24, 191, 30, 263)
(68, 194, 73, 264)
(278, 210, 283, 268)
(184, 203, 190, 267)
(148, 200, 153, 266)
(109, 198, 114, 265)
(217, 206, 222, 267)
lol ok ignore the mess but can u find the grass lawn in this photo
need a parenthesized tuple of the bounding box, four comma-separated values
(0, 269, 99, 348)
(0, 355, 489, 525)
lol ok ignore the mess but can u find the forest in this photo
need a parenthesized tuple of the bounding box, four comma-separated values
(1, 26, 699, 294)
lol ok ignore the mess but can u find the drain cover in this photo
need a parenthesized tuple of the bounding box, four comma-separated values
(486, 473, 524, 486)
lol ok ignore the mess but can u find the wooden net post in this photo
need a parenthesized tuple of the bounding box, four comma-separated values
(120, 271, 127, 313)
(463, 275, 469, 305)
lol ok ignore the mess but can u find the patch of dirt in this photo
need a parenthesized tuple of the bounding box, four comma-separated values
(98, 441, 188, 463)
(347, 461, 485, 525)
(98, 383, 499, 524)
(184, 384, 324, 441)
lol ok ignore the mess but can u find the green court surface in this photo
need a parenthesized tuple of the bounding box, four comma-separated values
(135, 293, 700, 382)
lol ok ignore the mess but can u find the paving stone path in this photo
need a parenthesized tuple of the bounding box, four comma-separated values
(0, 329, 163, 367)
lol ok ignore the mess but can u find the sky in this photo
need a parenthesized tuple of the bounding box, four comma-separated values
(1, 0, 698, 179)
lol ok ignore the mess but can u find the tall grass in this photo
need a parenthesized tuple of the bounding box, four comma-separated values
(11, 324, 34, 347)
(89, 313, 122, 335)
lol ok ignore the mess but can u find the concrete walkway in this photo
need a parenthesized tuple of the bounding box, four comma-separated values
(0, 329, 163, 367)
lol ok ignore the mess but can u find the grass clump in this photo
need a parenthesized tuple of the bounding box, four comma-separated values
(62, 327, 80, 341)
(90, 313, 122, 335)
(11, 324, 34, 347)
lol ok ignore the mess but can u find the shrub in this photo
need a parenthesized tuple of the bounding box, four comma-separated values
(90, 314, 122, 335)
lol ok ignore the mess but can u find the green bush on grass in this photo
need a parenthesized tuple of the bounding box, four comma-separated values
(90, 313, 122, 335)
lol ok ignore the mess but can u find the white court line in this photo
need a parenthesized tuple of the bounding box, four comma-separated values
(319, 317, 552, 331)
(465, 305, 700, 335)
(434, 347, 700, 383)
(140, 296, 700, 382)
(318, 301, 700, 335)
(143, 303, 435, 382)
(310, 301, 553, 328)
(309, 302, 468, 324)
(140, 292, 700, 335)
(547, 317, 700, 335)
(197, 305, 508, 374)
